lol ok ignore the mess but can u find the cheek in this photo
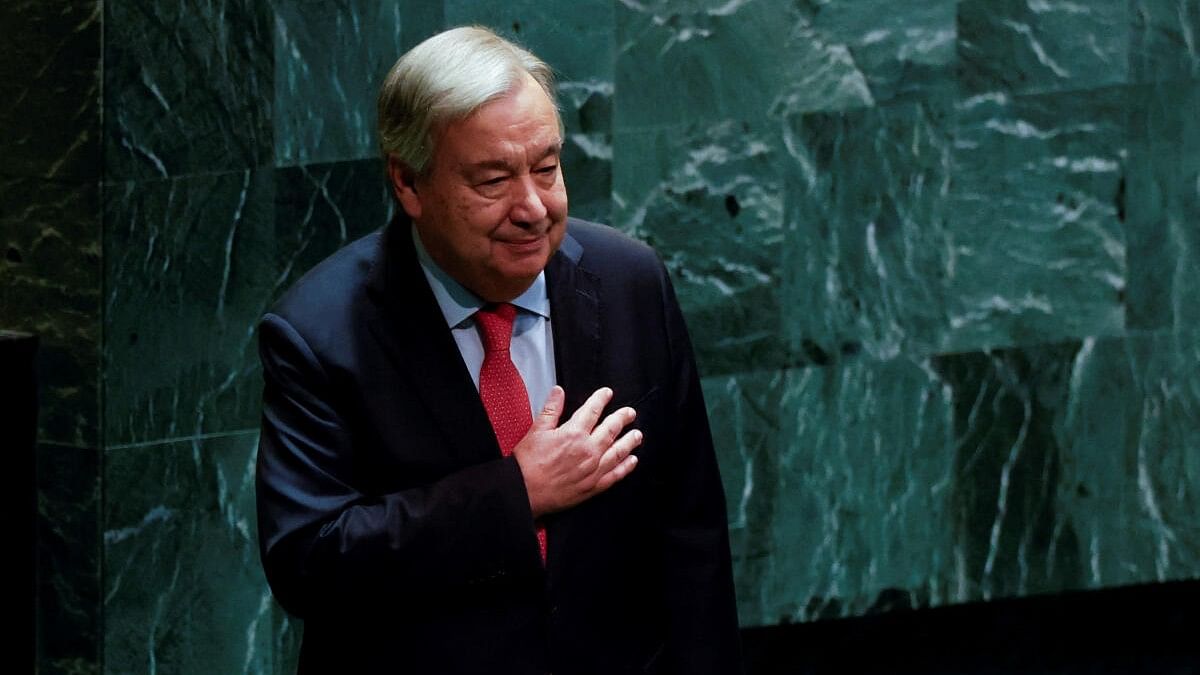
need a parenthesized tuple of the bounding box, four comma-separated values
(452, 201, 495, 236)
(546, 184, 569, 218)
(455, 205, 509, 260)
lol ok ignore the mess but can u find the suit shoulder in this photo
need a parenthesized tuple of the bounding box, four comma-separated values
(565, 218, 664, 279)
(267, 230, 382, 338)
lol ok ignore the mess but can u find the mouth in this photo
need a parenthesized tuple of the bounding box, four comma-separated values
(495, 236, 546, 254)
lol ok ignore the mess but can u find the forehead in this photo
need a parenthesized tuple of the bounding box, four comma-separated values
(434, 76, 562, 165)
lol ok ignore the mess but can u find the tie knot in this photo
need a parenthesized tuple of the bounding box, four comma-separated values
(475, 303, 517, 353)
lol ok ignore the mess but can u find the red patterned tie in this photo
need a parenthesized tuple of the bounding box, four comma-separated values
(475, 303, 547, 562)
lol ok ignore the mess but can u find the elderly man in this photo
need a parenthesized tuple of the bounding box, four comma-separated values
(256, 26, 741, 674)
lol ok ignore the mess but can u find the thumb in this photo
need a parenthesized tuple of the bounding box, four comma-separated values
(532, 385, 565, 430)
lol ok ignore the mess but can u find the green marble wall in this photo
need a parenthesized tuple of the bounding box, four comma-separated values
(654, 0, 1200, 627)
(1, 1, 103, 672)
(5, 0, 1198, 672)
(609, 0, 1200, 626)
(99, 2, 397, 669)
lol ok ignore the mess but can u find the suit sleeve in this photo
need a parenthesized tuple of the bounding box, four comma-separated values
(255, 311, 542, 617)
(656, 270, 745, 674)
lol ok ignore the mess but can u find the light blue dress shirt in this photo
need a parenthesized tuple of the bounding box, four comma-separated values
(412, 227, 557, 417)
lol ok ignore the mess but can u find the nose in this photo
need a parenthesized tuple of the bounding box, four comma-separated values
(508, 174, 548, 226)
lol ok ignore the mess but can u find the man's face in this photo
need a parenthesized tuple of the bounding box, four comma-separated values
(393, 74, 568, 303)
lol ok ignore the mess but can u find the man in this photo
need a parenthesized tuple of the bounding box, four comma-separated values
(256, 26, 741, 674)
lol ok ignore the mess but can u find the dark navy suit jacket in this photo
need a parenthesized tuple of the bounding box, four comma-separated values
(256, 217, 741, 674)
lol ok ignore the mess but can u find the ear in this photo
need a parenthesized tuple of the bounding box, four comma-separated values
(387, 156, 423, 221)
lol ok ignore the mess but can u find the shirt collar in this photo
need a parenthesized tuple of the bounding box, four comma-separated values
(411, 226, 550, 329)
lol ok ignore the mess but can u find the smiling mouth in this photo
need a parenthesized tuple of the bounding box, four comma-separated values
(497, 236, 545, 252)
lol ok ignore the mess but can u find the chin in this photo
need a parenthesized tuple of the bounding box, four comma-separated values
(499, 259, 548, 283)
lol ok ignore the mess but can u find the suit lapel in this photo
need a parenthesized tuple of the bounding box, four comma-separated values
(366, 220, 600, 573)
(365, 221, 501, 464)
(543, 228, 601, 575)
(545, 230, 602, 417)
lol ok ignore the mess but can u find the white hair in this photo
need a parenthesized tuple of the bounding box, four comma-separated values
(377, 26, 559, 174)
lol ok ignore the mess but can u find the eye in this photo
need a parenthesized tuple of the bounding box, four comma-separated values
(473, 176, 509, 195)
(535, 164, 558, 175)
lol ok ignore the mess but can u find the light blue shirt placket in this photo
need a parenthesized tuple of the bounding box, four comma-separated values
(411, 227, 557, 417)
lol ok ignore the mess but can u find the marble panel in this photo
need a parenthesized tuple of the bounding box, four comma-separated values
(561, 111, 614, 224)
(104, 170, 275, 445)
(1131, 0, 1200, 83)
(445, 0, 613, 82)
(104, 160, 389, 445)
(778, 99, 954, 363)
(560, 79, 613, 139)
(103, 434, 300, 674)
(37, 442, 100, 675)
(613, 120, 786, 376)
(1054, 333, 1200, 586)
(702, 370, 788, 626)
(0, 0, 101, 180)
(785, 84, 1128, 356)
(104, 0, 272, 180)
(947, 87, 1126, 351)
(3, 332, 37, 673)
(707, 357, 958, 627)
(616, 0, 859, 129)
(1126, 81, 1200, 330)
(930, 343, 1088, 602)
(765, 20, 876, 121)
(958, 0, 1129, 95)
(712, 334, 1200, 627)
(273, 0, 403, 166)
(804, 0, 958, 105)
(558, 78, 613, 224)
(398, 0, 444, 52)
(0, 177, 100, 446)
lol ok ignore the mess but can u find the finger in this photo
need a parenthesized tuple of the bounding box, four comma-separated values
(564, 386, 613, 432)
(532, 386, 566, 431)
(594, 453, 638, 493)
(590, 406, 637, 446)
(596, 427, 643, 476)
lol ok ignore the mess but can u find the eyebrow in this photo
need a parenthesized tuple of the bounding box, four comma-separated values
(465, 142, 563, 173)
